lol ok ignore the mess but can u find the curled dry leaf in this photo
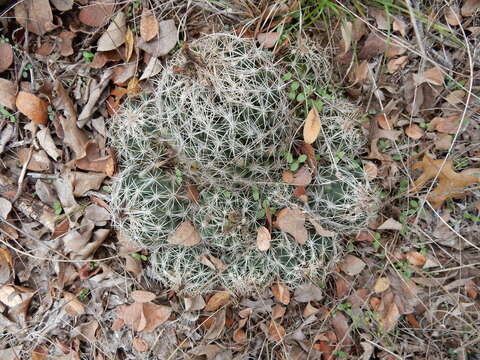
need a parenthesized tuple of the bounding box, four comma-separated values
(16, 91, 49, 125)
(359, 32, 387, 59)
(275, 208, 308, 245)
(268, 320, 285, 343)
(445, 6, 462, 26)
(303, 105, 321, 144)
(131, 290, 156, 303)
(79, 0, 115, 27)
(0, 78, 17, 110)
(331, 311, 352, 345)
(167, 221, 201, 246)
(340, 21, 352, 55)
(199, 253, 225, 271)
(140, 8, 159, 42)
(205, 291, 230, 312)
(0, 197, 12, 219)
(374, 277, 390, 293)
(14, 0, 55, 35)
(256, 226, 271, 252)
(18, 148, 51, 172)
(415, 66, 444, 86)
(75, 140, 115, 176)
(378, 218, 403, 231)
(405, 251, 426, 266)
(125, 28, 134, 62)
(308, 218, 336, 237)
(387, 55, 408, 73)
(393, 17, 408, 36)
(137, 19, 178, 57)
(97, 12, 127, 51)
(205, 308, 226, 340)
(339, 255, 366, 276)
(271, 283, 290, 305)
(70, 171, 106, 197)
(51, 0, 73, 11)
(379, 297, 400, 332)
(257, 32, 280, 48)
(140, 57, 162, 80)
(0, 43, 13, 72)
(37, 128, 61, 161)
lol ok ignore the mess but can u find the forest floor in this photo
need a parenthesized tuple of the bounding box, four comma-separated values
(0, 0, 479, 359)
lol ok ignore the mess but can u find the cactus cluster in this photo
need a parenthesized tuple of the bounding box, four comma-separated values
(110, 34, 376, 294)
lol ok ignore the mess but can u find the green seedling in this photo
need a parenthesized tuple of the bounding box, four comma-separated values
(82, 51, 95, 64)
(53, 201, 63, 215)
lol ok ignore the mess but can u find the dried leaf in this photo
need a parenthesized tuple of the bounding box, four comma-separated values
(379, 298, 400, 332)
(167, 221, 201, 246)
(378, 217, 403, 231)
(461, 0, 480, 16)
(374, 277, 390, 293)
(189, 344, 223, 359)
(435, 133, 453, 151)
(429, 116, 460, 134)
(58, 31, 75, 57)
(205, 308, 226, 340)
(308, 218, 336, 237)
(70, 171, 106, 197)
(79, 0, 115, 27)
(142, 302, 171, 332)
(0, 43, 13, 72)
(205, 291, 230, 312)
(0, 78, 17, 110)
(268, 320, 285, 343)
(275, 208, 308, 245)
(410, 154, 480, 208)
(363, 161, 378, 180)
(97, 12, 127, 51)
(75, 140, 115, 176)
(372, 9, 389, 30)
(359, 32, 387, 59)
(405, 251, 426, 266)
(272, 304, 286, 320)
(131, 290, 156, 303)
(271, 283, 290, 305)
(53, 81, 88, 158)
(184, 295, 205, 311)
(340, 21, 352, 55)
(331, 311, 352, 345)
(132, 337, 149, 352)
(303, 302, 319, 317)
(18, 148, 51, 172)
(37, 128, 61, 160)
(64, 291, 85, 316)
(387, 55, 408, 73)
(256, 226, 271, 252)
(199, 253, 225, 271)
(16, 91, 48, 125)
(233, 327, 247, 343)
(303, 105, 321, 144)
(445, 6, 462, 25)
(293, 283, 323, 302)
(282, 165, 312, 186)
(393, 17, 408, 36)
(257, 32, 280, 48)
(415, 66, 444, 86)
(14, 0, 55, 35)
(140, 9, 159, 42)
(140, 56, 162, 80)
(353, 60, 369, 84)
(339, 255, 366, 276)
(137, 19, 178, 57)
(125, 28, 134, 62)
(51, 0, 73, 11)
(0, 197, 12, 219)
(445, 89, 465, 105)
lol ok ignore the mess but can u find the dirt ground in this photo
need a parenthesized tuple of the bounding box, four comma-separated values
(0, 0, 479, 359)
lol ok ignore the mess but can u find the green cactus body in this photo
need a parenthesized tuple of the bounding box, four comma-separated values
(110, 33, 377, 295)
